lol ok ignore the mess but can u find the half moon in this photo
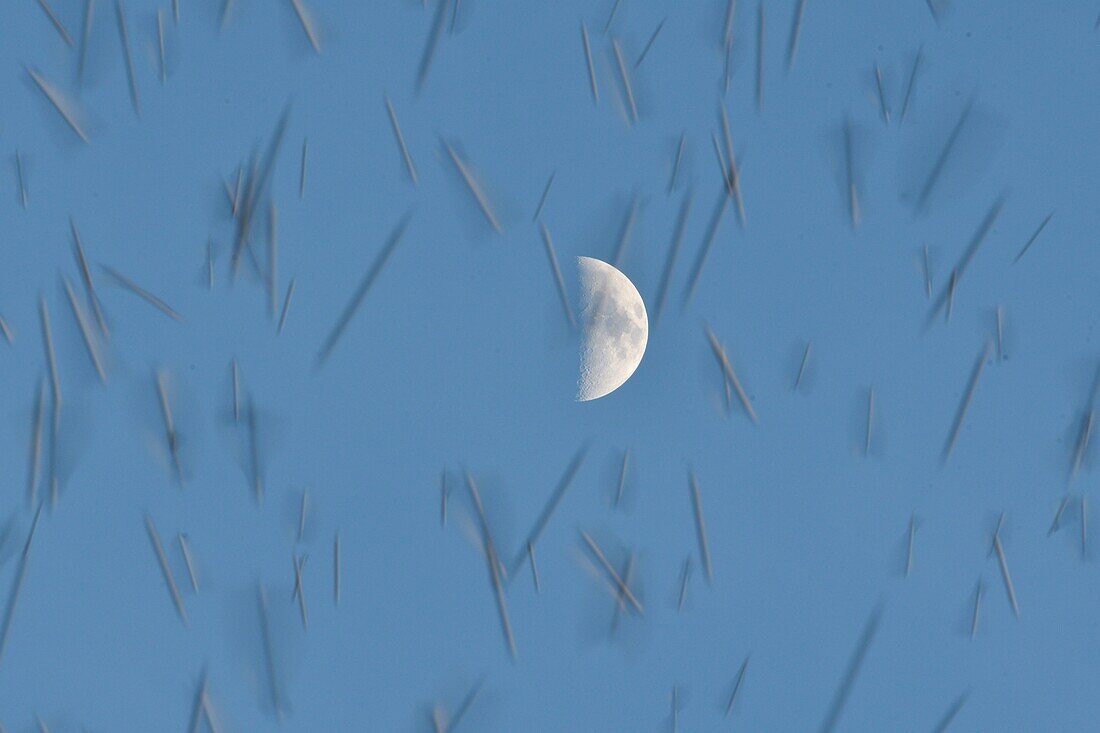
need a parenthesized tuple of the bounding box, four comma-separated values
(577, 257, 649, 402)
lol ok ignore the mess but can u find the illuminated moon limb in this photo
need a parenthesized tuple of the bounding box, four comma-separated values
(577, 257, 649, 402)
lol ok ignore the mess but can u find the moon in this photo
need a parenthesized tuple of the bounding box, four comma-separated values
(576, 257, 649, 402)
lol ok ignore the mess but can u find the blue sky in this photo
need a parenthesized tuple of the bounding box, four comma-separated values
(0, 0, 1099, 730)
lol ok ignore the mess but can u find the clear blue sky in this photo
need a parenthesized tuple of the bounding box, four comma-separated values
(0, 0, 1099, 730)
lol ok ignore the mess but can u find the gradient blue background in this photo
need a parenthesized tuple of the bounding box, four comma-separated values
(0, 0, 1098, 730)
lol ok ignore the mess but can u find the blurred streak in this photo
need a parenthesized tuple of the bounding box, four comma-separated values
(277, 278, 296, 335)
(915, 99, 972, 211)
(1083, 495, 1089, 560)
(438, 675, 485, 733)
(843, 118, 860, 227)
(155, 369, 184, 485)
(145, 515, 188, 626)
(704, 324, 758, 424)
(864, 387, 875, 457)
(580, 531, 643, 615)
(231, 106, 291, 279)
(62, 275, 107, 383)
(70, 219, 110, 340)
(445, 143, 502, 234)
(1013, 211, 1054, 264)
(187, 667, 209, 733)
(688, 470, 713, 583)
(417, 0, 450, 92)
(15, 152, 28, 209)
(610, 196, 639, 269)
(268, 204, 279, 320)
(794, 341, 812, 391)
(292, 554, 309, 630)
(676, 556, 691, 611)
(37, 0, 74, 46)
(756, 3, 765, 111)
(315, 213, 412, 365)
(449, 0, 461, 34)
(653, 192, 692, 326)
(27, 68, 89, 144)
(609, 552, 635, 635)
(246, 397, 264, 505)
(157, 9, 167, 84)
(899, 48, 922, 124)
(634, 18, 665, 69)
(539, 223, 576, 330)
(614, 448, 629, 508)
(257, 584, 285, 721)
(906, 515, 916, 577)
(188, 669, 224, 730)
(944, 270, 956, 322)
(39, 298, 62, 431)
(78, 0, 95, 85)
(603, 0, 622, 34)
(902, 97, 1003, 213)
(178, 533, 199, 592)
(667, 133, 685, 194)
(1049, 495, 1071, 537)
(508, 445, 588, 579)
(231, 359, 241, 423)
(0, 503, 42, 669)
(719, 105, 746, 226)
(612, 39, 637, 124)
(922, 244, 933, 299)
(942, 341, 992, 463)
(873, 65, 890, 124)
(102, 265, 184, 322)
(725, 656, 749, 717)
(786, 0, 807, 72)
(289, 0, 322, 53)
(532, 172, 555, 222)
(581, 23, 598, 105)
(993, 529, 1019, 618)
(818, 605, 881, 733)
(0, 516, 20, 570)
(682, 191, 729, 305)
(1064, 365, 1100, 484)
(299, 138, 308, 199)
(722, 0, 735, 49)
(47, 402, 59, 509)
(465, 472, 517, 659)
(527, 542, 540, 593)
(297, 491, 309, 543)
(385, 96, 418, 185)
(27, 377, 46, 509)
(575, 547, 623, 604)
(440, 469, 449, 527)
(115, 0, 141, 117)
(925, 198, 1004, 330)
(970, 580, 982, 639)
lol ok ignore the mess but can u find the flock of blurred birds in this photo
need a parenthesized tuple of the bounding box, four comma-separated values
(1, 0, 1094, 730)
